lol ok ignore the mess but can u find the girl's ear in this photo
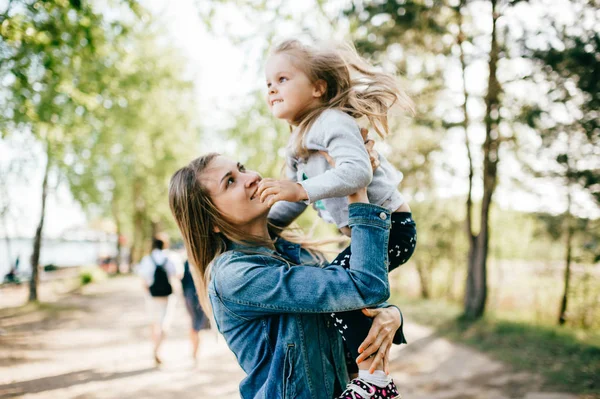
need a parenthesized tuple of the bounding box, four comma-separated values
(313, 80, 327, 98)
(213, 225, 221, 233)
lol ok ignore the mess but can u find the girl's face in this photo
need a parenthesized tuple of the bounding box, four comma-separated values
(199, 156, 269, 228)
(265, 53, 324, 124)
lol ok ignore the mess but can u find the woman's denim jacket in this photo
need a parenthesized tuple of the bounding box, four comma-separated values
(209, 203, 392, 398)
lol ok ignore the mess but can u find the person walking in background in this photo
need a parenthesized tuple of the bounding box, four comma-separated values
(136, 233, 182, 365)
(181, 259, 209, 362)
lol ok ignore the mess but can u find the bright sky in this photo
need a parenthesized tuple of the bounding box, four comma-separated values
(1, 0, 596, 239)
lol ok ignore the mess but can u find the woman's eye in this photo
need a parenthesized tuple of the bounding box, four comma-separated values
(239, 165, 246, 172)
(227, 177, 235, 186)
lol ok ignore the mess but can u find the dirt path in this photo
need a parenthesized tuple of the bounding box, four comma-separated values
(0, 276, 580, 399)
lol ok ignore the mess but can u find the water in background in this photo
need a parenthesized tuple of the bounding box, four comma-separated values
(0, 238, 117, 278)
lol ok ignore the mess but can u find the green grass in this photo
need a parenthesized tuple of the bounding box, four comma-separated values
(393, 294, 600, 395)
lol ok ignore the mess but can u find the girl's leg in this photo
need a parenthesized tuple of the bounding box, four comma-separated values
(387, 212, 417, 272)
(330, 212, 416, 361)
(334, 215, 415, 399)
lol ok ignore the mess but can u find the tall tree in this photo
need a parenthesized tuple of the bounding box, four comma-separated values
(61, 23, 200, 266)
(463, 0, 502, 319)
(518, 0, 600, 324)
(0, 0, 141, 301)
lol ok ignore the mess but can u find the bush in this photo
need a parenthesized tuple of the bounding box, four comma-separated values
(79, 271, 93, 286)
(44, 264, 59, 272)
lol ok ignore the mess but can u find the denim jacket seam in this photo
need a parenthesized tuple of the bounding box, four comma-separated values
(212, 268, 253, 322)
(260, 319, 275, 359)
(295, 317, 316, 397)
(217, 294, 339, 313)
(348, 202, 390, 214)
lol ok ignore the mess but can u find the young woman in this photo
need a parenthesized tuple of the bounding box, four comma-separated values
(169, 153, 403, 398)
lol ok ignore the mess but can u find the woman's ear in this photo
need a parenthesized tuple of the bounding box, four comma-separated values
(313, 79, 327, 98)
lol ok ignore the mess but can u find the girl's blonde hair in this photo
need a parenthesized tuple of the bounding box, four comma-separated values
(271, 39, 414, 158)
(169, 153, 330, 316)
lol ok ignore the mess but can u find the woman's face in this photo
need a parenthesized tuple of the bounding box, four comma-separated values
(199, 156, 269, 228)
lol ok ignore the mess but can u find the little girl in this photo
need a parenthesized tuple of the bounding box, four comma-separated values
(256, 39, 417, 398)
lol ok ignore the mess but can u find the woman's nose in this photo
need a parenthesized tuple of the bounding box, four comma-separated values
(244, 172, 261, 187)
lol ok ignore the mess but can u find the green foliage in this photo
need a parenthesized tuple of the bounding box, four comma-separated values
(519, 0, 600, 206)
(1, 1, 200, 263)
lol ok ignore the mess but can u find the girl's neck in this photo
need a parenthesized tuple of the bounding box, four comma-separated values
(289, 100, 325, 127)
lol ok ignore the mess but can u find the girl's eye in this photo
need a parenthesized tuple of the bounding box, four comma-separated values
(266, 82, 271, 88)
(279, 77, 287, 83)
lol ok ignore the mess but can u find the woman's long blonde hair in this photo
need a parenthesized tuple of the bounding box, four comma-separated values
(271, 39, 414, 158)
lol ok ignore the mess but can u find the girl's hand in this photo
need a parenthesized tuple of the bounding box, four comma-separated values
(256, 178, 308, 207)
(356, 306, 401, 374)
(347, 187, 368, 204)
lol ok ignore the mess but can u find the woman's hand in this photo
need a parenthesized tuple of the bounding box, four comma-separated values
(256, 179, 308, 207)
(356, 306, 402, 374)
(361, 129, 380, 171)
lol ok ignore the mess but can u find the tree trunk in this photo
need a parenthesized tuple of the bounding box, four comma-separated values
(458, 0, 474, 241)
(29, 147, 51, 303)
(415, 259, 430, 299)
(112, 197, 122, 274)
(464, 0, 501, 319)
(558, 189, 574, 325)
(2, 217, 12, 275)
(131, 179, 145, 265)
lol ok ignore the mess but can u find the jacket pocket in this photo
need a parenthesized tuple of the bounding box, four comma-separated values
(282, 343, 296, 398)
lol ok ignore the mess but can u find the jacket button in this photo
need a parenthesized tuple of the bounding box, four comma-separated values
(379, 212, 387, 220)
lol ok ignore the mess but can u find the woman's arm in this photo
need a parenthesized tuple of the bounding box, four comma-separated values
(357, 306, 402, 374)
(267, 160, 308, 228)
(212, 203, 391, 319)
(268, 200, 308, 229)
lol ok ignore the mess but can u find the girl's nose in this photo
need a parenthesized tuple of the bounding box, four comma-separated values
(269, 85, 277, 95)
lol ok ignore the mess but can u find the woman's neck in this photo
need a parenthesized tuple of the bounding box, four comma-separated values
(242, 219, 275, 250)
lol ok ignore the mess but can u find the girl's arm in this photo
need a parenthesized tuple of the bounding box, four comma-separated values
(300, 110, 373, 203)
(211, 203, 391, 319)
